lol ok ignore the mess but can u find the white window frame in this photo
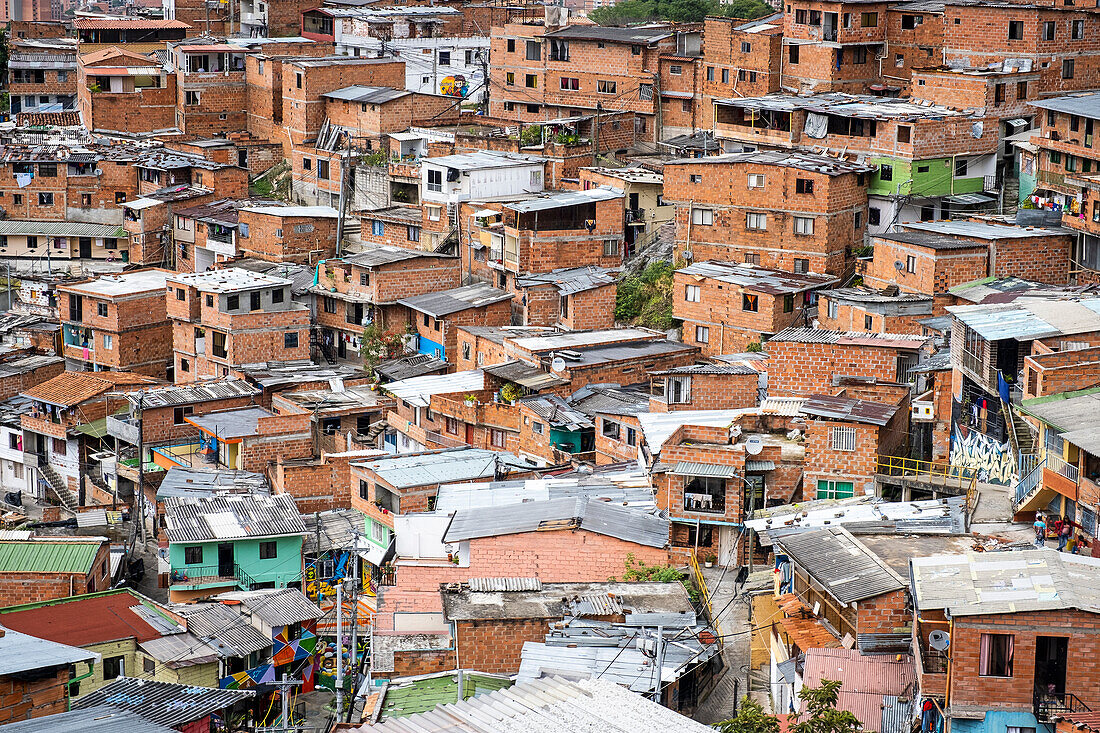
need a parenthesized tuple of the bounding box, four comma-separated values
(667, 376, 692, 404)
(746, 212, 767, 230)
(691, 208, 714, 226)
(685, 284, 701, 302)
(695, 325, 710, 343)
(747, 173, 766, 189)
(831, 425, 857, 451)
(794, 216, 815, 235)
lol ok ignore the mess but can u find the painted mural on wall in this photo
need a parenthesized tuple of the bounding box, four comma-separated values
(440, 75, 468, 97)
(950, 423, 1016, 485)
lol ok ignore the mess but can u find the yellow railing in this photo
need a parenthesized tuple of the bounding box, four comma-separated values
(875, 455, 979, 511)
(688, 551, 715, 622)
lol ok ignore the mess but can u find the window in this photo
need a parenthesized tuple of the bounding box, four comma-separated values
(173, 405, 194, 425)
(827, 298, 839, 320)
(38, 163, 56, 178)
(359, 480, 369, 500)
(490, 429, 506, 448)
(854, 47, 867, 64)
(295, 72, 302, 89)
(742, 293, 759, 312)
(979, 633, 1014, 677)
(259, 541, 277, 560)
(855, 211, 863, 229)
(185, 90, 200, 106)
(880, 164, 893, 182)
(685, 284, 701, 302)
(26, 236, 36, 249)
(722, 69, 729, 84)
(955, 158, 968, 177)
(738, 69, 747, 82)
(302, 157, 312, 171)
(507, 39, 515, 52)
(741, 41, 751, 53)
(250, 291, 261, 311)
(525, 74, 537, 88)
(746, 212, 767, 230)
(180, 358, 190, 372)
(505, 72, 514, 86)
(901, 13, 918, 29)
(603, 238, 619, 256)
(906, 255, 917, 273)
(745, 253, 760, 265)
(632, 45, 642, 55)
(601, 418, 620, 440)
(795, 8, 807, 23)
(549, 39, 568, 60)
(690, 174, 702, 183)
(1063, 58, 1075, 79)
(407, 226, 421, 242)
(532, 421, 544, 435)
(864, 314, 874, 330)
(560, 77, 579, 90)
(184, 546, 202, 564)
(1008, 20, 1023, 39)
(669, 65, 683, 75)
(639, 84, 653, 100)
(438, 50, 450, 66)
(427, 169, 442, 192)
(102, 333, 112, 350)
(789, 45, 799, 64)
(869, 207, 881, 226)
(1043, 21, 1056, 40)
(691, 208, 714, 225)
(103, 656, 124, 680)
(143, 656, 155, 674)
(285, 332, 299, 349)
(1050, 150, 1062, 165)
(695, 325, 709, 343)
(526, 40, 541, 60)
(597, 80, 617, 94)
(860, 12, 877, 26)
(271, 288, 284, 304)
(895, 53, 904, 68)
(783, 294, 795, 313)
(794, 258, 809, 274)
(897, 125, 911, 143)
(115, 192, 126, 204)
(1073, 19, 1084, 38)
(817, 480, 854, 499)
(81, 194, 92, 208)
(317, 159, 330, 180)
(226, 294, 240, 311)
(793, 216, 815, 235)
(11, 194, 21, 206)
(829, 425, 857, 451)
(706, 67, 714, 81)
(625, 427, 637, 446)
(97, 302, 108, 317)
(445, 416, 459, 435)
(667, 376, 692, 403)
(809, 9, 821, 24)
(38, 192, 53, 206)
(795, 178, 814, 194)
(748, 173, 765, 189)
(1072, 115, 1081, 132)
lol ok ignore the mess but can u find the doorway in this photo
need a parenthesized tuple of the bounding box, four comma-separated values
(78, 238, 92, 258)
(1035, 636, 1068, 695)
(218, 543, 234, 578)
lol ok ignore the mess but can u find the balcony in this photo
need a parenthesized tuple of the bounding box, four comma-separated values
(106, 414, 141, 445)
(169, 562, 255, 591)
(1035, 685, 1091, 724)
(432, 391, 520, 432)
(914, 633, 948, 700)
(1043, 452, 1079, 500)
(626, 208, 646, 225)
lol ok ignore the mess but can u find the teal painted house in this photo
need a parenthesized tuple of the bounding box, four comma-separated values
(163, 493, 306, 602)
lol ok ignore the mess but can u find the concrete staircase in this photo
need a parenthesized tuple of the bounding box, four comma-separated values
(38, 463, 78, 512)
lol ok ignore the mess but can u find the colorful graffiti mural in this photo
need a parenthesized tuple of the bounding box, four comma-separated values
(440, 75, 468, 97)
(220, 663, 275, 689)
(949, 423, 1016, 485)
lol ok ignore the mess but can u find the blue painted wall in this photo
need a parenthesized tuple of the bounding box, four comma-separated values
(952, 709, 1039, 733)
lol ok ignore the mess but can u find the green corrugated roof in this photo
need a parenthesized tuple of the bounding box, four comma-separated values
(0, 541, 101, 574)
(379, 672, 513, 721)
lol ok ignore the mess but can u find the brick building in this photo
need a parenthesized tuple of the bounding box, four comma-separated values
(512, 267, 618, 331)
(664, 151, 873, 277)
(765, 327, 931, 397)
(648, 363, 762, 412)
(577, 167, 673, 254)
(75, 18, 190, 52)
(674, 261, 837, 355)
(76, 47, 176, 135)
(780, 0, 891, 94)
(0, 628, 96, 725)
(817, 287, 935, 333)
(399, 283, 513, 361)
(700, 14, 783, 103)
(235, 205, 339, 264)
(311, 245, 460, 364)
(7, 37, 77, 115)
(57, 269, 173, 378)
(0, 537, 111, 606)
(169, 38, 250, 136)
(166, 268, 310, 382)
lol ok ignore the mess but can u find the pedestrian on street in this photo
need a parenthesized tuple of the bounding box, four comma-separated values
(1059, 521, 1071, 551)
(1034, 514, 1047, 546)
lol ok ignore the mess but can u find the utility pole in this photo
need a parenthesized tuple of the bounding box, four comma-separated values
(334, 137, 351, 256)
(135, 393, 146, 546)
(746, 474, 755, 576)
(346, 532, 360, 724)
(5, 263, 10, 313)
(263, 674, 302, 732)
(594, 102, 601, 164)
(335, 579, 345, 717)
(651, 626, 666, 703)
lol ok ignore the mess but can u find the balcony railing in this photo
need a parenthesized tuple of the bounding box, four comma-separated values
(1046, 452, 1079, 483)
(626, 208, 646, 224)
(169, 562, 255, 590)
(684, 492, 725, 514)
(1035, 685, 1091, 723)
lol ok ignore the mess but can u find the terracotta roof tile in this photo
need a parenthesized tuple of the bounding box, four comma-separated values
(15, 112, 82, 127)
(22, 370, 155, 407)
(776, 593, 842, 650)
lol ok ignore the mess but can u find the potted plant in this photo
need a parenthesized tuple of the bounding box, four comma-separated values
(464, 393, 478, 407)
(704, 554, 717, 569)
(500, 383, 522, 404)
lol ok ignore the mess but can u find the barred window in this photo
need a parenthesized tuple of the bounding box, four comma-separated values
(831, 426, 857, 451)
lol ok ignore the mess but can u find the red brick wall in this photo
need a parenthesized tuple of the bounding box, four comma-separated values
(766, 340, 908, 397)
(864, 237, 989, 297)
(1023, 347, 1100, 399)
(0, 542, 109, 606)
(0, 360, 65, 402)
(236, 210, 338, 264)
(454, 617, 549, 674)
(0, 668, 69, 724)
(856, 587, 909, 635)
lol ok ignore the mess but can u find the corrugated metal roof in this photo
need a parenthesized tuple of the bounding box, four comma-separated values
(73, 678, 254, 727)
(800, 393, 900, 426)
(515, 266, 618, 296)
(668, 149, 874, 176)
(0, 539, 103, 574)
(398, 283, 512, 317)
(433, 470, 656, 512)
(0, 626, 97, 675)
(0, 706, 177, 733)
(342, 243, 450, 268)
(156, 468, 269, 500)
(518, 394, 593, 431)
(911, 549, 1100, 616)
(321, 85, 410, 104)
(302, 509, 365, 554)
(128, 379, 259, 409)
(137, 632, 221, 667)
(384, 370, 484, 408)
(358, 676, 715, 732)
(505, 187, 623, 213)
(948, 298, 1100, 341)
(670, 462, 737, 478)
(768, 328, 929, 348)
(163, 494, 306, 543)
(215, 588, 322, 626)
(0, 220, 126, 238)
(374, 354, 449, 382)
(771, 527, 906, 604)
(1029, 91, 1100, 118)
(800, 648, 915, 733)
(443, 497, 668, 548)
(745, 460, 776, 471)
(354, 448, 507, 489)
(167, 603, 270, 656)
(483, 360, 568, 390)
(467, 577, 542, 592)
(637, 410, 742, 451)
(650, 363, 760, 376)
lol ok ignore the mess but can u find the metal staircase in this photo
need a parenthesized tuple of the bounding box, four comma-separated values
(310, 327, 337, 365)
(38, 460, 77, 512)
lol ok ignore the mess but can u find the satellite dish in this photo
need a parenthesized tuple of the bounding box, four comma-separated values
(929, 630, 951, 651)
(745, 435, 764, 455)
(551, 356, 566, 373)
(894, 260, 905, 270)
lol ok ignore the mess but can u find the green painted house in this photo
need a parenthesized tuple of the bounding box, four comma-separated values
(163, 493, 306, 603)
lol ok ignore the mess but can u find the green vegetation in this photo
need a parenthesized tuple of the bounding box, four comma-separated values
(615, 261, 676, 331)
(716, 681, 863, 733)
(518, 125, 544, 147)
(616, 554, 700, 603)
(591, 0, 773, 25)
(362, 324, 408, 369)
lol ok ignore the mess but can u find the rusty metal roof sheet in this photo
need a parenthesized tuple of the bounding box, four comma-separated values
(800, 393, 900, 426)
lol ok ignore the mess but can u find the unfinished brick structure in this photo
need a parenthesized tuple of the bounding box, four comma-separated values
(235, 205, 339, 264)
(817, 287, 935, 333)
(400, 284, 513, 362)
(664, 151, 873, 277)
(77, 47, 176, 134)
(701, 15, 782, 102)
(648, 364, 761, 412)
(0, 538, 110, 606)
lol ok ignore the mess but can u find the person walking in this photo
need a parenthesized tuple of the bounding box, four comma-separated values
(1034, 514, 1047, 546)
(1059, 521, 1072, 551)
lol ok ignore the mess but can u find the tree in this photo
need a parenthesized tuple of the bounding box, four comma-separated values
(790, 680, 863, 733)
(590, 0, 772, 25)
(715, 697, 781, 733)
